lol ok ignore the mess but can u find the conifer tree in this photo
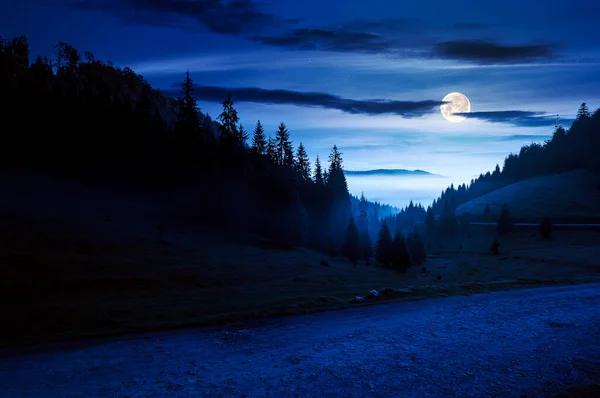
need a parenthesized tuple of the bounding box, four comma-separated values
(174, 71, 201, 144)
(236, 123, 249, 146)
(314, 156, 324, 185)
(251, 120, 267, 155)
(497, 204, 513, 235)
(407, 229, 426, 265)
(275, 122, 293, 167)
(359, 230, 373, 262)
(576, 103, 591, 120)
(218, 93, 239, 141)
(295, 142, 311, 181)
(392, 231, 411, 272)
(342, 215, 361, 264)
(375, 221, 393, 267)
(266, 136, 276, 163)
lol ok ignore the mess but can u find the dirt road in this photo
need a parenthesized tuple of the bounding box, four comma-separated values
(2, 284, 600, 397)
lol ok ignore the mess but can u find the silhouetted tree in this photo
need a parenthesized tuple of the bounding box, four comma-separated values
(313, 156, 324, 185)
(174, 71, 201, 148)
(375, 221, 394, 267)
(295, 142, 311, 181)
(497, 204, 513, 235)
(342, 215, 361, 264)
(266, 136, 276, 163)
(407, 229, 426, 265)
(425, 207, 437, 239)
(275, 122, 294, 167)
(483, 204, 492, 220)
(218, 93, 239, 144)
(251, 120, 267, 155)
(540, 217, 552, 240)
(577, 103, 591, 120)
(490, 238, 500, 255)
(392, 231, 411, 272)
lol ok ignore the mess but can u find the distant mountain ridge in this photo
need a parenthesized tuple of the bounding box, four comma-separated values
(345, 169, 442, 177)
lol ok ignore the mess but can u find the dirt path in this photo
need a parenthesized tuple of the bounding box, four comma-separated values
(2, 284, 600, 397)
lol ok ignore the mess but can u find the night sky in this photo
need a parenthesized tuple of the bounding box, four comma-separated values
(3, 0, 599, 203)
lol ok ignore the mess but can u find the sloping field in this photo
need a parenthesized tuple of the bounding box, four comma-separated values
(456, 170, 600, 222)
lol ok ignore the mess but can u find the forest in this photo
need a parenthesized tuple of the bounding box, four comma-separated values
(2, 34, 599, 269)
(0, 35, 405, 264)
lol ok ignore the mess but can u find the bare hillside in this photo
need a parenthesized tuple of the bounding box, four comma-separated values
(455, 170, 600, 221)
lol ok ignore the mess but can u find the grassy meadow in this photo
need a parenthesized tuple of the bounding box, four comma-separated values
(2, 208, 599, 348)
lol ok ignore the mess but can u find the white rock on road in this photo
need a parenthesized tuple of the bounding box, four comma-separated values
(1, 283, 600, 397)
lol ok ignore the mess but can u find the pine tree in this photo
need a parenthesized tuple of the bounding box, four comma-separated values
(359, 230, 373, 262)
(483, 204, 492, 220)
(425, 207, 436, 239)
(392, 231, 411, 272)
(314, 156, 324, 185)
(251, 120, 267, 155)
(218, 93, 239, 141)
(275, 122, 293, 167)
(497, 204, 513, 235)
(266, 136, 276, 163)
(342, 215, 361, 264)
(407, 229, 426, 265)
(375, 221, 393, 267)
(576, 103, 591, 120)
(328, 144, 343, 173)
(174, 71, 201, 144)
(540, 217, 552, 240)
(295, 142, 311, 181)
(236, 123, 249, 146)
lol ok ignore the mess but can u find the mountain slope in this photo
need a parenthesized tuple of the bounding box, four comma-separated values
(455, 170, 600, 221)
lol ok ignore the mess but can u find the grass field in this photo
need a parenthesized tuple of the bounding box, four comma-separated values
(2, 205, 599, 348)
(456, 170, 600, 222)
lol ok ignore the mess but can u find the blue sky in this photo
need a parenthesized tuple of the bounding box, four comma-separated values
(3, 0, 600, 205)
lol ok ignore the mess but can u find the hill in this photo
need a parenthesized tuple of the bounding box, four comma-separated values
(455, 170, 600, 222)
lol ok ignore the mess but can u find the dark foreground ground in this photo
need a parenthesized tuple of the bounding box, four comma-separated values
(1, 283, 599, 397)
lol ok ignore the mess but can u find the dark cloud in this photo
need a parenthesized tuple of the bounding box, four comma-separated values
(455, 111, 572, 127)
(165, 85, 445, 117)
(451, 22, 490, 30)
(253, 28, 394, 53)
(68, 0, 278, 34)
(435, 40, 555, 63)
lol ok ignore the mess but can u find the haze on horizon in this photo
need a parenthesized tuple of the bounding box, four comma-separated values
(3, 0, 599, 207)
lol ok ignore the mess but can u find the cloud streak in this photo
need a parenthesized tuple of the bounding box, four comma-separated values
(166, 85, 446, 117)
(455, 111, 572, 127)
(435, 40, 555, 63)
(68, 0, 279, 34)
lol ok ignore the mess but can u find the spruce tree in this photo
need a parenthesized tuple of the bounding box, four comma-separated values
(576, 103, 591, 120)
(313, 156, 324, 185)
(375, 221, 393, 267)
(497, 204, 513, 235)
(275, 122, 293, 167)
(359, 230, 373, 262)
(540, 217, 552, 240)
(407, 229, 426, 265)
(266, 136, 276, 163)
(236, 123, 249, 146)
(251, 120, 267, 155)
(342, 215, 361, 264)
(392, 231, 411, 272)
(425, 207, 437, 239)
(295, 142, 311, 181)
(218, 93, 239, 142)
(174, 71, 201, 145)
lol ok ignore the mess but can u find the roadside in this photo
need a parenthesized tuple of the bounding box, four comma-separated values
(2, 283, 599, 397)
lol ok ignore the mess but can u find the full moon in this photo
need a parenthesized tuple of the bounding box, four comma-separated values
(440, 92, 471, 123)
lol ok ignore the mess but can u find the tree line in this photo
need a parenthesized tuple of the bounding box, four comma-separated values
(0, 35, 418, 266)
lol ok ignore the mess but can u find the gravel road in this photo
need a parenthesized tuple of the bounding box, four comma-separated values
(2, 284, 600, 397)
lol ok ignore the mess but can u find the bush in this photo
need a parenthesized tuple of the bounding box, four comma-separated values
(540, 217, 552, 240)
(490, 238, 500, 255)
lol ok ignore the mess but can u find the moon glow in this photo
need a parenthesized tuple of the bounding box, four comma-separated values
(440, 92, 471, 123)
